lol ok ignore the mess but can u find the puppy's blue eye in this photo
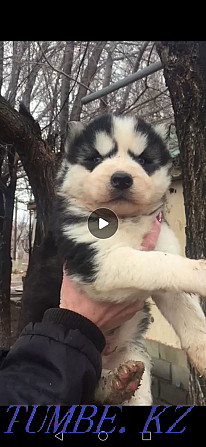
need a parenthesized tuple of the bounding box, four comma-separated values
(93, 156, 102, 164)
(87, 155, 102, 164)
(138, 157, 145, 165)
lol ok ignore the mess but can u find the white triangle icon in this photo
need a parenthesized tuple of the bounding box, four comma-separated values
(55, 433, 64, 441)
(99, 217, 109, 230)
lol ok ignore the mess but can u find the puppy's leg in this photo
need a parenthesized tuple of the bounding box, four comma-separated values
(152, 292, 206, 376)
(94, 247, 206, 299)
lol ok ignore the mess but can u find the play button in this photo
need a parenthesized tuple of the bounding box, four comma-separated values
(88, 208, 118, 239)
(99, 218, 109, 230)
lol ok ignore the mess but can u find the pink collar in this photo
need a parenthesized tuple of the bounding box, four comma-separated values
(156, 212, 162, 223)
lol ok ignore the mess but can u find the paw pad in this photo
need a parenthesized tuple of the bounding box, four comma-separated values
(112, 360, 145, 402)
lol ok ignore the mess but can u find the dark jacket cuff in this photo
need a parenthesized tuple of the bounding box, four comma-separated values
(43, 308, 106, 353)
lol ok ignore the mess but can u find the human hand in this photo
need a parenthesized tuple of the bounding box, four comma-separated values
(60, 269, 144, 335)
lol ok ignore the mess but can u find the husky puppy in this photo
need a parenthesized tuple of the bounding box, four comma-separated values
(54, 114, 206, 405)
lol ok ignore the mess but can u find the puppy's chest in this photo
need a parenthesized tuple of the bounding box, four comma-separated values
(95, 218, 153, 252)
(63, 216, 153, 253)
(62, 216, 154, 289)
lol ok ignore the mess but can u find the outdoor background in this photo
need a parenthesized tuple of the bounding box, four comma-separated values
(0, 41, 206, 405)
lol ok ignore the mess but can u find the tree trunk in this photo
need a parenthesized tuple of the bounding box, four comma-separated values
(99, 42, 117, 114)
(0, 147, 17, 348)
(70, 41, 107, 120)
(0, 41, 3, 94)
(0, 95, 57, 238)
(0, 95, 59, 333)
(6, 41, 27, 106)
(59, 41, 74, 151)
(156, 41, 206, 405)
(21, 41, 50, 110)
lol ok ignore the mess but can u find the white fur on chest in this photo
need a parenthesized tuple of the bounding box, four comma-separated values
(65, 214, 181, 303)
(64, 214, 154, 252)
(65, 215, 153, 298)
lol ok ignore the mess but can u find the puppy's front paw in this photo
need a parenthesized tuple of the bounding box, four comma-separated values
(95, 360, 145, 405)
(107, 360, 145, 404)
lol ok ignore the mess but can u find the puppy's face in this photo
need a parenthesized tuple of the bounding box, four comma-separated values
(57, 115, 172, 217)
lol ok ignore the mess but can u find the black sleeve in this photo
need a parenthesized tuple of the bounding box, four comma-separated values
(0, 308, 105, 405)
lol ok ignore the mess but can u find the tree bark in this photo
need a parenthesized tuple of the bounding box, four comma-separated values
(156, 41, 206, 405)
(0, 41, 3, 94)
(0, 95, 59, 333)
(0, 147, 18, 348)
(0, 95, 57, 238)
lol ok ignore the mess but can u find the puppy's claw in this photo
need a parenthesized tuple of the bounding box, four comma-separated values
(110, 360, 145, 404)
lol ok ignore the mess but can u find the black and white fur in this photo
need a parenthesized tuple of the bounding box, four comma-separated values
(54, 114, 206, 405)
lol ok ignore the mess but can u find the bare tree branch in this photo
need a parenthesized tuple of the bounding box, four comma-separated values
(21, 41, 50, 110)
(116, 41, 150, 115)
(70, 41, 107, 120)
(37, 41, 97, 95)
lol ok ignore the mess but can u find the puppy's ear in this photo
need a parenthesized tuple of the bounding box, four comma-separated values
(153, 124, 169, 143)
(65, 121, 84, 153)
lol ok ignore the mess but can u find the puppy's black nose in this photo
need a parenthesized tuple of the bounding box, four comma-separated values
(111, 172, 133, 190)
